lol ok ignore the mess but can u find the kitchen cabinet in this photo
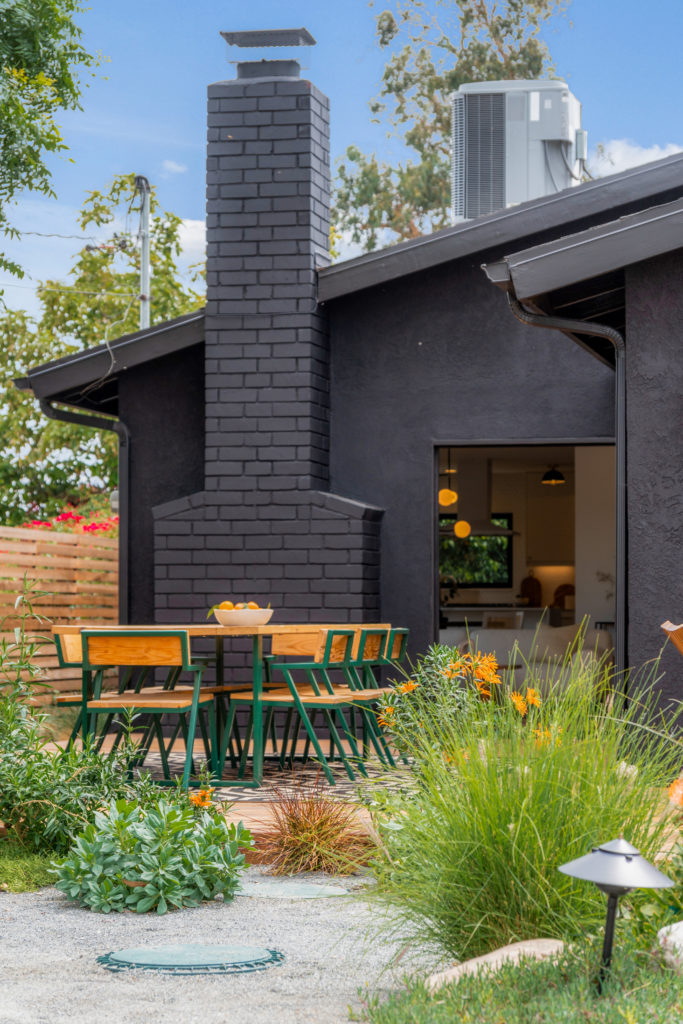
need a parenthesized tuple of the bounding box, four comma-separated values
(525, 472, 574, 565)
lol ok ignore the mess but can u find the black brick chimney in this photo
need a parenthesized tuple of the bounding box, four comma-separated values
(152, 34, 382, 640)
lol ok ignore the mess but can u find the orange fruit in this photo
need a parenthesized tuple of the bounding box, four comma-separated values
(219, 600, 234, 610)
(247, 601, 260, 609)
(235, 602, 247, 609)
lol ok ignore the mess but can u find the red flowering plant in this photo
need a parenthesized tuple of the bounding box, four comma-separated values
(21, 497, 119, 538)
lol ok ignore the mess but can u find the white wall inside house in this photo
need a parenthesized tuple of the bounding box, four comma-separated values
(574, 445, 616, 625)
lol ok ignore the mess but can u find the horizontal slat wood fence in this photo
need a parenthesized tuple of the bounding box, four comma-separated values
(0, 526, 118, 702)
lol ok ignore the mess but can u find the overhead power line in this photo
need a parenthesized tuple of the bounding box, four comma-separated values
(0, 280, 137, 298)
(20, 230, 98, 241)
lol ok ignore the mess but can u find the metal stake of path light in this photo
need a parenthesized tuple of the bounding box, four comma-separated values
(558, 838, 673, 993)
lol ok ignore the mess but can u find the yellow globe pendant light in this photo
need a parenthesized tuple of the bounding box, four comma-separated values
(454, 520, 471, 539)
(438, 487, 458, 507)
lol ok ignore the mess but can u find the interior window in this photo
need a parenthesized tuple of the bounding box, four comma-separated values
(439, 514, 513, 588)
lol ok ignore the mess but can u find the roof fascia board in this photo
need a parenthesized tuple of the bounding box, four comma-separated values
(318, 153, 683, 302)
(490, 197, 683, 301)
(21, 311, 205, 400)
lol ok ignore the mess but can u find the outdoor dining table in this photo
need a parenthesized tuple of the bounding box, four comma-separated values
(52, 622, 337, 788)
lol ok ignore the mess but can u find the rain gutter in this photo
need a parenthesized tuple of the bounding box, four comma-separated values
(505, 296, 626, 680)
(39, 399, 130, 624)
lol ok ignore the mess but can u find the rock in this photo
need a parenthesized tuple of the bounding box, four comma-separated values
(426, 938, 565, 991)
(657, 921, 683, 970)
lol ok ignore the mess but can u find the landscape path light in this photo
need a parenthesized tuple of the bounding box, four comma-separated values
(558, 837, 673, 993)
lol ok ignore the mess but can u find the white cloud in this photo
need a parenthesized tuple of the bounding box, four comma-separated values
(176, 219, 206, 293)
(332, 229, 365, 264)
(589, 139, 683, 178)
(178, 218, 205, 264)
(162, 159, 188, 175)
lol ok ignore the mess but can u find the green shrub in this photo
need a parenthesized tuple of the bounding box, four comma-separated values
(629, 838, 683, 946)
(0, 727, 160, 853)
(53, 797, 252, 914)
(365, 649, 682, 960)
(0, 576, 161, 854)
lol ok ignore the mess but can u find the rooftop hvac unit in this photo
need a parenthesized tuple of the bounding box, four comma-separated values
(451, 80, 587, 221)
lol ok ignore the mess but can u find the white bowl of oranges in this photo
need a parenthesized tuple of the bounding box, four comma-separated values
(210, 600, 274, 627)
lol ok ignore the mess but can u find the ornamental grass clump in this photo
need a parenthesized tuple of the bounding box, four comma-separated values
(53, 796, 252, 914)
(258, 777, 376, 875)
(367, 645, 683, 961)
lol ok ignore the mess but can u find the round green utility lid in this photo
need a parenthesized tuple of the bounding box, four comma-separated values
(97, 943, 284, 974)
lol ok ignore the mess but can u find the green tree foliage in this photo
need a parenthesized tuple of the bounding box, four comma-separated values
(0, 174, 204, 525)
(333, 0, 569, 251)
(0, 0, 99, 275)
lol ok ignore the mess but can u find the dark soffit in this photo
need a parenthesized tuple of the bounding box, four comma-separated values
(482, 195, 683, 301)
(480, 195, 683, 366)
(317, 152, 683, 302)
(15, 309, 205, 417)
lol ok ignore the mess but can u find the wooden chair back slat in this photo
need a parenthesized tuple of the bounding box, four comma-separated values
(269, 632, 322, 657)
(82, 631, 187, 668)
(355, 628, 389, 664)
(386, 627, 409, 662)
(54, 632, 83, 667)
(269, 624, 392, 658)
(315, 630, 354, 665)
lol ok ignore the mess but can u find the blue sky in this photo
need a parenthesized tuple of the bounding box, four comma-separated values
(4, 0, 683, 316)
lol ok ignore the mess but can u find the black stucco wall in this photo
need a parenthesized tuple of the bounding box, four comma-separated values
(625, 251, 683, 704)
(329, 260, 616, 657)
(118, 343, 204, 622)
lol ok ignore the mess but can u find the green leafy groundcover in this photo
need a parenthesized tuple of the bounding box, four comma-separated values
(360, 943, 683, 1024)
(53, 798, 252, 914)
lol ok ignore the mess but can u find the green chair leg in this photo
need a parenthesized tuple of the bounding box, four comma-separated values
(321, 708, 360, 782)
(181, 701, 202, 790)
(152, 717, 171, 780)
(332, 707, 368, 778)
(289, 701, 336, 786)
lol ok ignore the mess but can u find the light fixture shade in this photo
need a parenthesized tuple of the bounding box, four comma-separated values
(454, 520, 471, 539)
(558, 838, 674, 895)
(541, 466, 566, 486)
(438, 488, 458, 506)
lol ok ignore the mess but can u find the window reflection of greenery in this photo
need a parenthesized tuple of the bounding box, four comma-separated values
(439, 515, 512, 588)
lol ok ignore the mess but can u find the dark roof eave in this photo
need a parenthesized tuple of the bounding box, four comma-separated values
(318, 151, 683, 302)
(16, 309, 205, 402)
(483, 195, 683, 301)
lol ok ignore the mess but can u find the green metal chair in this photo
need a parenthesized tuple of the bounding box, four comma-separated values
(337, 627, 399, 767)
(259, 625, 408, 773)
(52, 631, 138, 749)
(80, 629, 217, 788)
(52, 632, 88, 746)
(222, 629, 377, 785)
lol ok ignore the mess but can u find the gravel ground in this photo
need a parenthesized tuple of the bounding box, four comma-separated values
(0, 869, 443, 1024)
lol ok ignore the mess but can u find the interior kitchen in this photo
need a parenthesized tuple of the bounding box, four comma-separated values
(437, 445, 616, 638)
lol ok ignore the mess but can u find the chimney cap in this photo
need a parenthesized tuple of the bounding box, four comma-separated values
(220, 28, 316, 48)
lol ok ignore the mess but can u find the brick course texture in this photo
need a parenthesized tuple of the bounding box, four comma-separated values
(153, 70, 382, 676)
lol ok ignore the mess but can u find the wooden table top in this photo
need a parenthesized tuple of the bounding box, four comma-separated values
(52, 622, 390, 638)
